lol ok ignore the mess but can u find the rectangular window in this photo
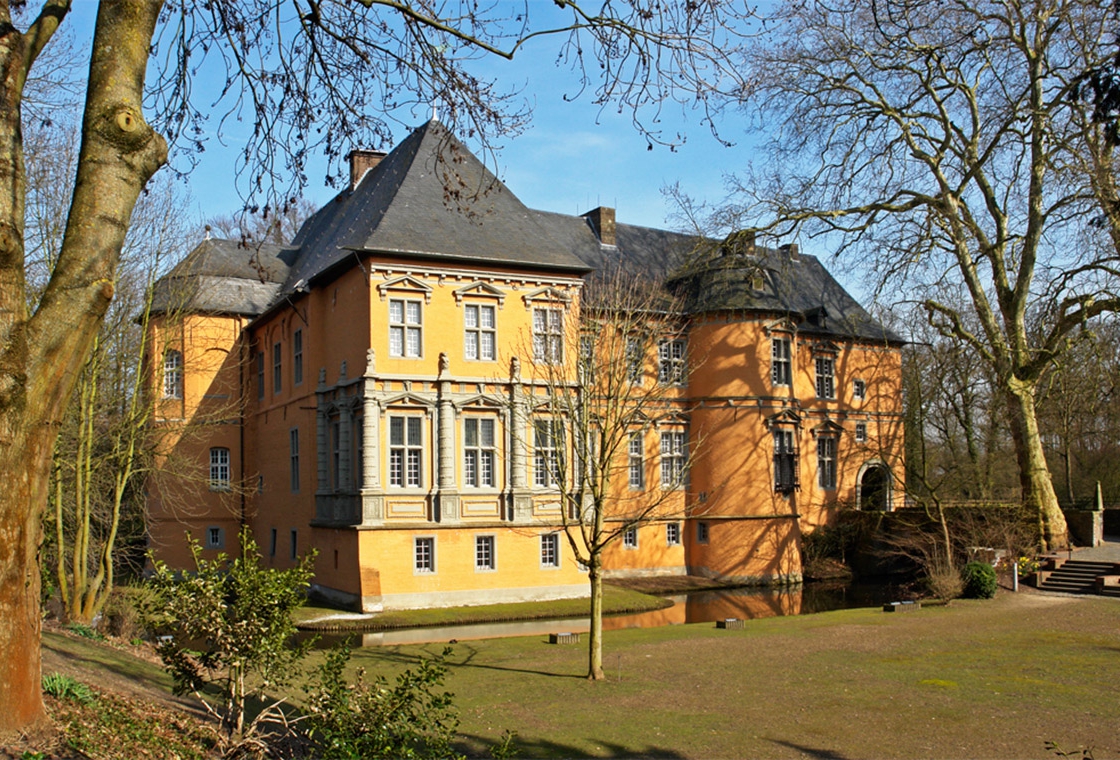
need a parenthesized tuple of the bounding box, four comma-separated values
(415, 537, 435, 573)
(815, 356, 836, 399)
(774, 429, 797, 494)
(269, 528, 277, 558)
(289, 428, 300, 492)
(855, 422, 868, 443)
(273, 341, 282, 393)
(464, 418, 496, 487)
(330, 418, 342, 490)
(817, 436, 837, 489)
(579, 334, 595, 380)
(626, 336, 644, 383)
(209, 447, 231, 491)
(534, 420, 564, 487)
(293, 329, 303, 386)
(853, 379, 866, 400)
(540, 533, 560, 567)
(389, 299, 423, 358)
(290, 529, 298, 561)
(464, 304, 496, 361)
(389, 416, 423, 487)
(163, 350, 183, 399)
(697, 521, 710, 544)
(771, 338, 792, 386)
(623, 526, 638, 549)
(666, 522, 681, 546)
(628, 432, 644, 489)
(660, 431, 686, 487)
(532, 308, 563, 363)
(206, 526, 224, 549)
(657, 338, 686, 384)
(475, 535, 495, 571)
(256, 351, 265, 400)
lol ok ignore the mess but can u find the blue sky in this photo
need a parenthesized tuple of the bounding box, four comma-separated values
(63, 1, 757, 234)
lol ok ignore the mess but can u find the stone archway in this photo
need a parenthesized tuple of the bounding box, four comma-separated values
(858, 463, 891, 511)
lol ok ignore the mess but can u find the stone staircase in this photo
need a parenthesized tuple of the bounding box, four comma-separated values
(1036, 558, 1120, 597)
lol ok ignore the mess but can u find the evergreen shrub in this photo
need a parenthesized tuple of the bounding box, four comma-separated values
(961, 561, 998, 599)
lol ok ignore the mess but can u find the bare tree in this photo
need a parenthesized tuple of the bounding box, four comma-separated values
(204, 197, 317, 246)
(522, 266, 696, 680)
(0, 0, 749, 731)
(716, 0, 1120, 550)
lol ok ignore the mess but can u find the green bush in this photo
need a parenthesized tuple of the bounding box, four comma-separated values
(63, 622, 104, 641)
(42, 672, 97, 705)
(303, 643, 462, 760)
(961, 561, 998, 599)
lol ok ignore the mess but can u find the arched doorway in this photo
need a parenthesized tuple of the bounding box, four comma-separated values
(859, 464, 890, 511)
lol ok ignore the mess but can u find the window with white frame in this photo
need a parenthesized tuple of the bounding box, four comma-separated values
(771, 337, 792, 386)
(464, 418, 496, 487)
(660, 431, 687, 487)
(293, 328, 304, 386)
(578, 334, 595, 380)
(540, 533, 560, 567)
(623, 526, 638, 549)
(163, 349, 183, 399)
(415, 537, 435, 573)
(389, 299, 423, 358)
(855, 422, 868, 443)
(817, 436, 837, 489)
(389, 416, 424, 488)
(534, 419, 564, 487)
(815, 356, 836, 399)
(289, 428, 300, 492)
(256, 350, 265, 400)
(532, 308, 563, 363)
(626, 336, 644, 383)
(475, 535, 495, 571)
(666, 522, 681, 546)
(272, 341, 282, 393)
(209, 447, 230, 491)
(206, 526, 224, 549)
(853, 378, 866, 400)
(628, 432, 644, 489)
(464, 304, 496, 361)
(657, 338, 686, 384)
(774, 429, 798, 494)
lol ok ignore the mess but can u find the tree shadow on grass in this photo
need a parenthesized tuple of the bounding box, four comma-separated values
(456, 731, 688, 758)
(348, 639, 589, 680)
(767, 738, 852, 759)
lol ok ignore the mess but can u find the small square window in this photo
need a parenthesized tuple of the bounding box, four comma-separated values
(475, 535, 495, 571)
(623, 526, 638, 549)
(206, 526, 224, 549)
(666, 522, 681, 546)
(697, 521, 710, 544)
(853, 379, 866, 400)
(855, 422, 868, 443)
(415, 537, 435, 573)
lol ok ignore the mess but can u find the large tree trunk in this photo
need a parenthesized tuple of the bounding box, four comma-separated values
(1006, 380, 1068, 551)
(587, 562, 605, 680)
(0, 1, 166, 734)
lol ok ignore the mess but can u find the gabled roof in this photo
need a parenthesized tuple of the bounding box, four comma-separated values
(281, 120, 591, 292)
(151, 238, 288, 316)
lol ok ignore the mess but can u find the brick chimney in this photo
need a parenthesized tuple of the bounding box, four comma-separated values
(779, 242, 800, 261)
(583, 206, 617, 247)
(348, 149, 387, 190)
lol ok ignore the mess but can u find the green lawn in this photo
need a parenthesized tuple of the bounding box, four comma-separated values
(41, 591, 1120, 759)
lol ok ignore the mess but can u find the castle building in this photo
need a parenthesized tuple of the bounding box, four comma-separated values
(147, 120, 904, 611)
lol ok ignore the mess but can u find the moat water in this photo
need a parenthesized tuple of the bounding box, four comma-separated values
(306, 580, 907, 648)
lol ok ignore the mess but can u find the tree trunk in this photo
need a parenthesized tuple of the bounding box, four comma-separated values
(1006, 381, 1068, 551)
(587, 563, 605, 680)
(0, 1, 167, 733)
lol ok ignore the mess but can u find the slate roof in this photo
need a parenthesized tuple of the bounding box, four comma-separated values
(151, 238, 288, 316)
(154, 120, 900, 345)
(281, 120, 591, 292)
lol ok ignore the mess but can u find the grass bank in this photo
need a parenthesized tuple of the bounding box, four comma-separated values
(295, 582, 671, 631)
